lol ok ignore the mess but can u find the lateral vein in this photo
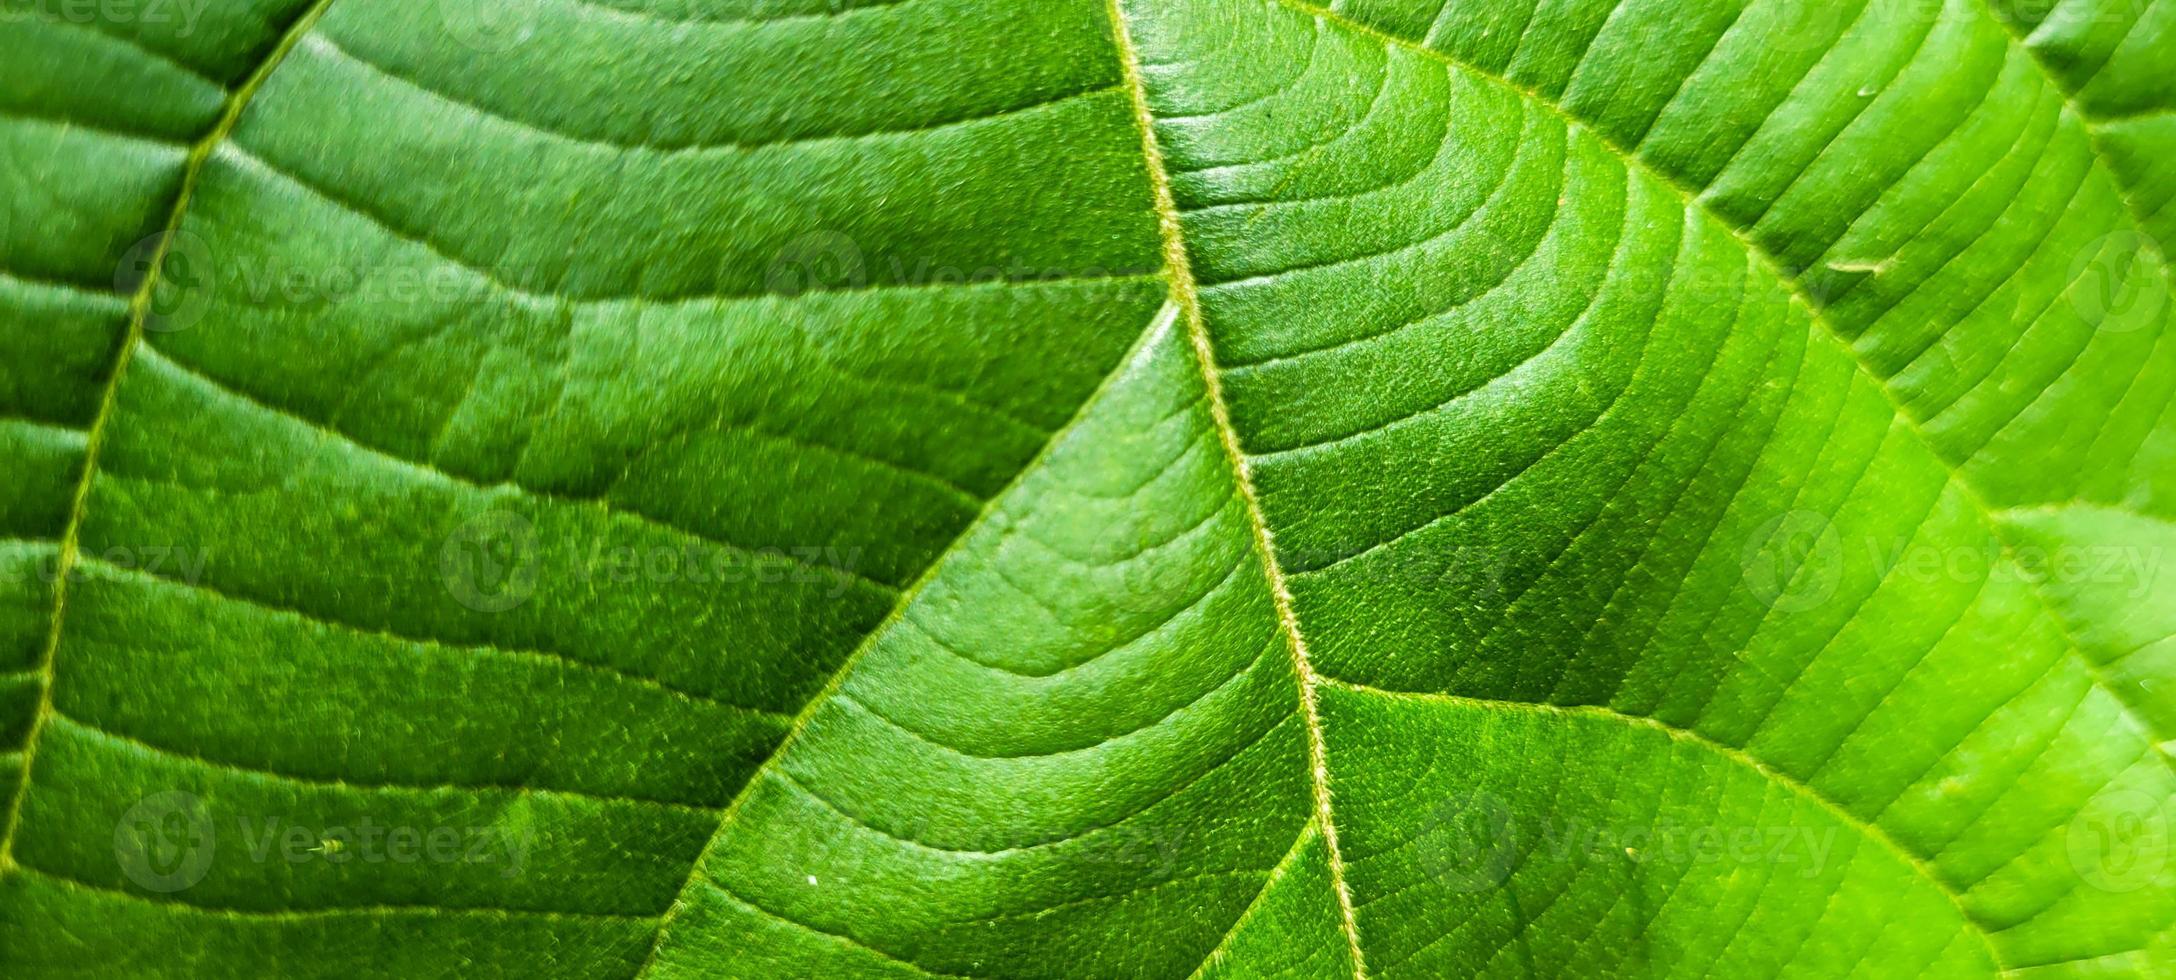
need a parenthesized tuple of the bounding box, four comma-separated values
(628, 303, 1186, 978)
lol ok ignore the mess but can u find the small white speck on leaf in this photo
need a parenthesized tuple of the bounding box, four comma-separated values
(807, 875, 818, 886)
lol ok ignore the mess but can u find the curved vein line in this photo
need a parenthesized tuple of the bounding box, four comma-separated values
(1201, 63, 1457, 215)
(134, 343, 891, 593)
(696, 875, 964, 979)
(14, 11, 223, 86)
(306, 30, 1118, 160)
(834, 624, 1273, 763)
(1830, 82, 2068, 322)
(627, 305, 1187, 977)
(909, 539, 1250, 683)
(84, 556, 789, 721)
(223, 139, 1157, 309)
(0, 0, 343, 874)
(14, 863, 662, 923)
(1273, 0, 2176, 800)
(601, 413, 985, 510)
(1218, 110, 1565, 377)
(1182, 823, 1320, 980)
(1199, 109, 1561, 293)
(558, 0, 920, 29)
(1158, 16, 1325, 124)
(767, 706, 1294, 859)
(0, 106, 193, 150)
(47, 713, 724, 814)
(1246, 156, 1623, 461)
(0, 267, 133, 312)
(1179, 39, 1393, 177)
(1482, 218, 1736, 671)
(1315, 676, 2008, 968)
(1976, 0, 2176, 279)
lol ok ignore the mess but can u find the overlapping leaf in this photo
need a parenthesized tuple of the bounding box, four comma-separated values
(1, 0, 2171, 976)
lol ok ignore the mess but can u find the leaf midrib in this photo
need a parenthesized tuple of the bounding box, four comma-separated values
(0, 0, 344, 873)
(1102, 0, 1374, 976)
(626, 306, 1191, 978)
(645, 0, 2098, 974)
(1980, 0, 2176, 279)
(15, 1, 2154, 974)
(1116, 1, 2007, 973)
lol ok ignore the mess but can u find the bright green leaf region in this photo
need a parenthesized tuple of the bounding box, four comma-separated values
(3, 0, 2175, 976)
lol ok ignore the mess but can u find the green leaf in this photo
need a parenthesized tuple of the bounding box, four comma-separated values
(2, 0, 2172, 976)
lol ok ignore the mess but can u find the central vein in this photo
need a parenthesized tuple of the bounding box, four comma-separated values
(1102, 1, 1371, 976)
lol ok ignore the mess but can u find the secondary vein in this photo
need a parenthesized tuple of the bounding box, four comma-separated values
(1275, 0, 2176, 797)
(627, 303, 1186, 978)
